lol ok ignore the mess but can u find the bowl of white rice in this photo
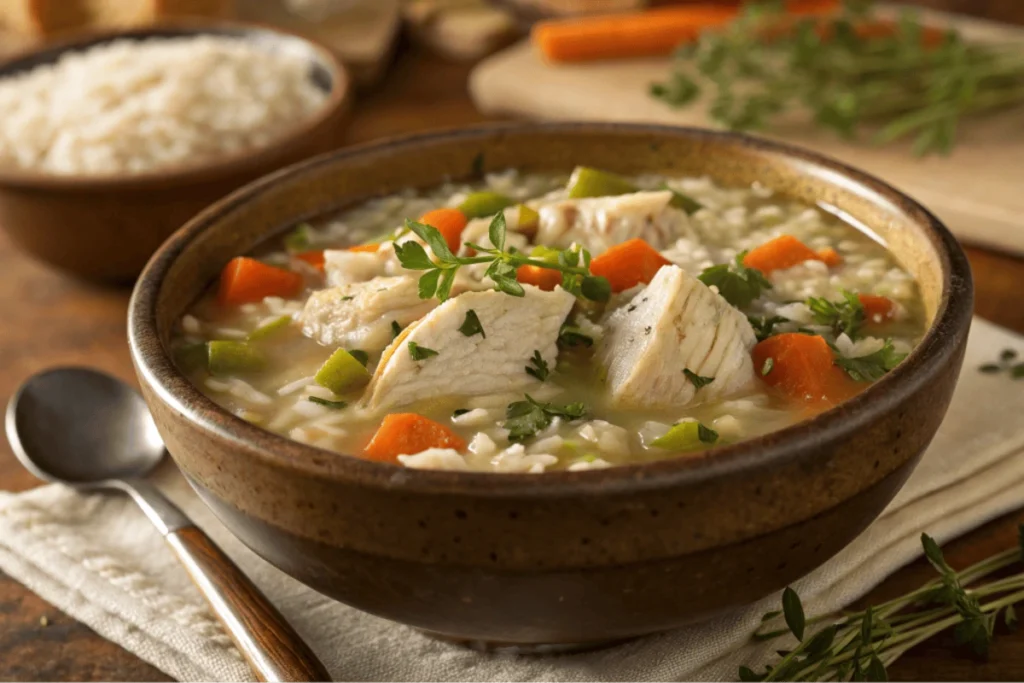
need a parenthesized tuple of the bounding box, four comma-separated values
(0, 22, 350, 281)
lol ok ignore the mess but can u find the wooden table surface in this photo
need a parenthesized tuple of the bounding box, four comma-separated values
(2, 2, 1024, 680)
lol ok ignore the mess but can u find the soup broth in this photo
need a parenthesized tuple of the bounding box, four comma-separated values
(173, 169, 925, 473)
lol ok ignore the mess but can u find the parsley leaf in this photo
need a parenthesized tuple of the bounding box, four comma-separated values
(525, 350, 549, 381)
(308, 397, 347, 409)
(391, 320, 403, 339)
(834, 339, 906, 382)
(408, 341, 439, 361)
(807, 290, 864, 339)
(558, 324, 594, 348)
(504, 395, 587, 443)
(684, 369, 714, 389)
(283, 222, 313, 253)
(459, 310, 485, 338)
(698, 252, 772, 308)
(698, 423, 719, 444)
(348, 349, 369, 367)
(748, 315, 788, 342)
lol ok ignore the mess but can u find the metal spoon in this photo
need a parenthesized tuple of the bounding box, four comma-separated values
(5, 367, 331, 683)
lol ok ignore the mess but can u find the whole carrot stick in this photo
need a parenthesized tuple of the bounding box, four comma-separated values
(532, 0, 840, 63)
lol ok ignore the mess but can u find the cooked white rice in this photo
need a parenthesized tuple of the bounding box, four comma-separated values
(0, 36, 328, 175)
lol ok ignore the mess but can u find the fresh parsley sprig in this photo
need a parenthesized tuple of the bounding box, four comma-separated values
(834, 339, 906, 382)
(744, 527, 1024, 681)
(504, 395, 587, 443)
(393, 213, 611, 303)
(807, 290, 865, 339)
(699, 252, 773, 308)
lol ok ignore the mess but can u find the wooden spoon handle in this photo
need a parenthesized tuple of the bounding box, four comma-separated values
(166, 526, 331, 682)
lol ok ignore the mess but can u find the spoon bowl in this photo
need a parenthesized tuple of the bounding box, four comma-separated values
(5, 367, 331, 682)
(6, 367, 165, 486)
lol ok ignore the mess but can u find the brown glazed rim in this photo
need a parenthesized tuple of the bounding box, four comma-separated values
(0, 20, 350, 191)
(128, 122, 973, 497)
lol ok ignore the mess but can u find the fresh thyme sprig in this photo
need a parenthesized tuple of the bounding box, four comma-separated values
(744, 527, 1024, 681)
(651, 0, 1024, 156)
(393, 213, 611, 302)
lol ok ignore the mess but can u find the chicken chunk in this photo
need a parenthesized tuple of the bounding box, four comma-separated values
(323, 248, 395, 287)
(597, 265, 756, 408)
(364, 286, 575, 410)
(534, 191, 691, 254)
(299, 275, 436, 352)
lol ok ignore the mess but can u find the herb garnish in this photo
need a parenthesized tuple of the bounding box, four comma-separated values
(661, 184, 704, 215)
(652, 1, 1024, 157)
(979, 348, 1024, 378)
(748, 314, 789, 342)
(684, 368, 714, 389)
(308, 397, 347, 409)
(284, 222, 313, 253)
(390, 320, 403, 339)
(408, 342, 439, 361)
(348, 349, 369, 367)
(558, 324, 594, 348)
(525, 350, 550, 381)
(697, 423, 719, 444)
(746, 527, 1024, 681)
(394, 213, 611, 303)
(699, 252, 772, 308)
(504, 395, 587, 443)
(834, 339, 906, 382)
(807, 290, 864, 339)
(459, 310, 486, 338)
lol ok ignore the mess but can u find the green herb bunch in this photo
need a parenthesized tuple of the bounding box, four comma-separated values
(394, 212, 611, 302)
(743, 527, 1024, 681)
(651, 0, 1024, 156)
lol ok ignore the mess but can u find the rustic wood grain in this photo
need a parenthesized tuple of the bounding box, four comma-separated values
(2, 2, 1024, 679)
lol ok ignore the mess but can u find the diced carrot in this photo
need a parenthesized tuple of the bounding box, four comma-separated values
(753, 333, 861, 408)
(348, 244, 381, 253)
(516, 264, 563, 291)
(295, 250, 325, 271)
(217, 257, 304, 307)
(743, 235, 821, 274)
(817, 247, 843, 267)
(363, 413, 467, 464)
(418, 208, 469, 254)
(532, 0, 839, 63)
(858, 294, 897, 325)
(589, 238, 672, 292)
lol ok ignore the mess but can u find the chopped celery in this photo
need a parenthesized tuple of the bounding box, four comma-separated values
(664, 185, 704, 214)
(459, 191, 514, 218)
(530, 245, 561, 264)
(174, 342, 208, 373)
(315, 348, 370, 394)
(566, 166, 637, 199)
(517, 204, 539, 232)
(247, 315, 292, 341)
(207, 341, 267, 375)
(650, 420, 719, 451)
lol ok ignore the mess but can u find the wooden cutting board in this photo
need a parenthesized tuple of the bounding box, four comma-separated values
(470, 7, 1024, 255)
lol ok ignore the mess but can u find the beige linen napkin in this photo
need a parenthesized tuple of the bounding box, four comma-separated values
(1, 316, 1023, 682)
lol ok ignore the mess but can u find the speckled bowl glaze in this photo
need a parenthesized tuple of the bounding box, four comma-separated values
(128, 123, 973, 647)
(0, 22, 350, 283)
